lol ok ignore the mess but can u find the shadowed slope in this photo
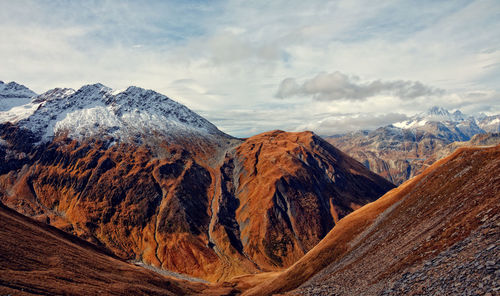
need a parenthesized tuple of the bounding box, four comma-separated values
(244, 144, 500, 295)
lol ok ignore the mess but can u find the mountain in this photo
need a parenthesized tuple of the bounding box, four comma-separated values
(0, 201, 225, 296)
(0, 81, 38, 124)
(478, 114, 500, 133)
(422, 132, 500, 170)
(327, 106, 500, 185)
(3, 83, 227, 144)
(0, 81, 36, 105)
(0, 82, 394, 282)
(242, 144, 500, 295)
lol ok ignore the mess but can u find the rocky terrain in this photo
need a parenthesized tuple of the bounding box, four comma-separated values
(327, 107, 500, 185)
(422, 132, 500, 168)
(243, 144, 500, 295)
(0, 82, 393, 282)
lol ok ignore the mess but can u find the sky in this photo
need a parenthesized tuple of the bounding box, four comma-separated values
(1, 0, 499, 137)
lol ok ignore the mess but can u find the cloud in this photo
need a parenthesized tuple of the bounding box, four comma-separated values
(0, 0, 499, 137)
(276, 71, 444, 101)
(296, 112, 409, 135)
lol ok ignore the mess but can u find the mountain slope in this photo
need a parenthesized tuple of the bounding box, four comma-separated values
(327, 106, 498, 185)
(243, 144, 500, 295)
(221, 131, 394, 272)
(478, 114, 500, 133)
(0, 201, 231, 296)
(0, 82, 394, 282)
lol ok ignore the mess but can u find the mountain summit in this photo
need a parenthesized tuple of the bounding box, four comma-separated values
(1, 83, 228, 145)
(0, 81, 37, 112)
(393, 106, 472, 130)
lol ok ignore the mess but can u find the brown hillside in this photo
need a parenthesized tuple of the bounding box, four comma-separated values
(0, 202, 238, 296)
(0, 129, 393, 282)
(232, 130, 394, 271)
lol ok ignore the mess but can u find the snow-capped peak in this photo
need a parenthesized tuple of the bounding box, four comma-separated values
(393, 106, 469, 129)
(4, 83, 227, 144)
(0, 81, 38, 112)
(0, 81, 37, 99)
(32, 88, 76, 103)
(451, 110, 466, 121)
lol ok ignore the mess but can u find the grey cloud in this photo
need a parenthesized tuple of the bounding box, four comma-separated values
(276, 71, 444, 101)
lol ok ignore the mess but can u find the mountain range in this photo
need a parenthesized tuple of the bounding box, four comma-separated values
(0, 81, 393, 282)
(0, 80, 498, 295)
(327, 106, 500, 184)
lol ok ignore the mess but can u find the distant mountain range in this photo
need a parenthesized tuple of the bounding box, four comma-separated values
(327, 106, 500, 185)
(0, 81, 393, 281)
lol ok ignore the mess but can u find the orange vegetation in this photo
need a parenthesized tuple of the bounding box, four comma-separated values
(0, 130, 393, 282)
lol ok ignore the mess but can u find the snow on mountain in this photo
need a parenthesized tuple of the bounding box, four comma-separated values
(0, 81, 37, 112)
(326, 106, 498, 185)
(394, 106, 468, 129)
(2, 83, 228, 144)
(478, 115, 500, 133)
(391, 106, 487, 141)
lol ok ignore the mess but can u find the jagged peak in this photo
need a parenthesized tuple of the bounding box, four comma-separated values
(75, 83, 112, 95)
(32, 88, 76, 103)
(114, 85, 170, 105)
(0, 81, 37, 98)
(426, 106, 450, 116)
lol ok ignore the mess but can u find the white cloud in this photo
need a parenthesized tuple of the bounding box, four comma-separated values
(297, 112, 409, 135)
